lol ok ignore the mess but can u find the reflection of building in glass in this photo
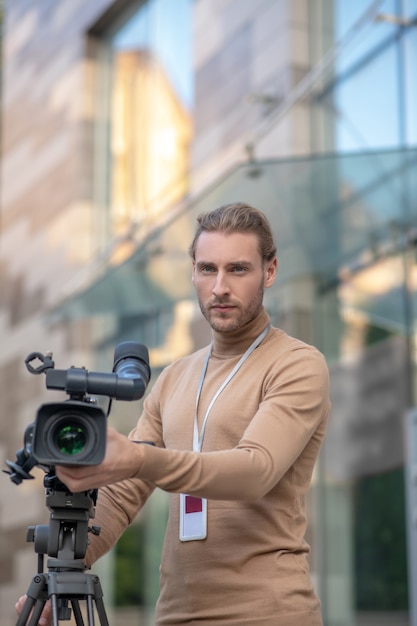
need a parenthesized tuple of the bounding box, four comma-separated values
(111, 49, 192, 239)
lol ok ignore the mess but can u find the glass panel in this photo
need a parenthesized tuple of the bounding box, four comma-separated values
(318, 250, 414, 626)
(106, 0, 193, 247)
(311, 0, 417, 152)
(60, 148, 417, 323)
(404, 24, 417, 145)
(333, 43, 400, 150)
(332, 0, 400, 151)
(404, 0, 417, 17)
(335, 0, 399, 69)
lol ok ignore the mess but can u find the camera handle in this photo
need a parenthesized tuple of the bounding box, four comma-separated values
(16, 473, 109, 626)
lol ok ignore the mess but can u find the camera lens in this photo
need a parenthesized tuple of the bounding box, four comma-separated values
(55, 423, 88, 457)
(33, 401, 107, 465)
(48, 412, 95, 461)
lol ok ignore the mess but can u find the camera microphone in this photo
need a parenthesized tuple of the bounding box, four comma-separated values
(44, 341, 151, 402)
(112, 341, 151, 401)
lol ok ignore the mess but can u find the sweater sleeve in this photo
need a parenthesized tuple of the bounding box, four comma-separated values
(133, 346, 330, 500)
(86, 476, 154, 566)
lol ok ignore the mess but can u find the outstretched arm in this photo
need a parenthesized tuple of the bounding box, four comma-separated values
(56, 347, 330, 501)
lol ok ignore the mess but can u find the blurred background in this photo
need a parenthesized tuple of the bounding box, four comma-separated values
(1, 0, 417, 624)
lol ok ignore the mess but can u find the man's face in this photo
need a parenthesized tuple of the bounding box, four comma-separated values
(192, 231, 277, 333)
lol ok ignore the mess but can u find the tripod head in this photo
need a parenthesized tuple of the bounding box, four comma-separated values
(30, 470, 99, 565)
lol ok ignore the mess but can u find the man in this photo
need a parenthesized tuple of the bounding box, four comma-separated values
(17, 202, 330, 625)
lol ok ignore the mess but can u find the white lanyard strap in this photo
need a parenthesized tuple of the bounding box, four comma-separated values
(193, 324, 270, 452)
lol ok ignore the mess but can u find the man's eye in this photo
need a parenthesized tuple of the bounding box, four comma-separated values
(232, 266, 246, 273)
(200, 265, 215, 273)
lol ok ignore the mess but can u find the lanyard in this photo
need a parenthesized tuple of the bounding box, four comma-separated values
(193, 324, 270, 452)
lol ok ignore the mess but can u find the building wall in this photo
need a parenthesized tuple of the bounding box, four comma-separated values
(0, 2, 115, 623)
(191, 0, 313, 191)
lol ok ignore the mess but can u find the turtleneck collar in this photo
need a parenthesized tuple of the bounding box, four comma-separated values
(211, 308, 271, 357)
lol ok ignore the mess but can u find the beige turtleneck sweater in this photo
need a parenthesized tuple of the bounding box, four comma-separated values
(87, 309, 330, 625)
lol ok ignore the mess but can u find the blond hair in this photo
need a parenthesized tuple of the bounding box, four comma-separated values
(189, 202, 277, 262)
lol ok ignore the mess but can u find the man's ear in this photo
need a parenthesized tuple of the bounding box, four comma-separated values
(264, 258, 277, 288)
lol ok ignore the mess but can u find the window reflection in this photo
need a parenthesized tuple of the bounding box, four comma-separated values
(108, 0, 193, 247)
(314, 0, 417, 151)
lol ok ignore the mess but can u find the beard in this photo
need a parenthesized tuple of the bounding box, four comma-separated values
(198, 280, 265, 333)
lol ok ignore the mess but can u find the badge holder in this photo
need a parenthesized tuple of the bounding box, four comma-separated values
(179, 494, 207, 541)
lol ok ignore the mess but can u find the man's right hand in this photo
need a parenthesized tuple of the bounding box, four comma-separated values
(15, 595, 52, 626)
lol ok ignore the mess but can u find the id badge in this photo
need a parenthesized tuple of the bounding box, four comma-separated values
(179, 494, 207, 541)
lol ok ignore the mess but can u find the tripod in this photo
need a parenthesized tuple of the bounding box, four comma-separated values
(16, 472, 109, 626)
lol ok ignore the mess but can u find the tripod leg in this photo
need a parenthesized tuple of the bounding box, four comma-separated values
(50, 594, 60, 626)
(86, 596, 95, 626)
(16, 575, 48, 626)
(94, 597, 110, 626)
(91, 575, 109, 626)
(71, 599, 85, 626)
(16, 598, 46, 626)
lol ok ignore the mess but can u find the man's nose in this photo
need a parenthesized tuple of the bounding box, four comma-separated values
(212, 271, 230, 296)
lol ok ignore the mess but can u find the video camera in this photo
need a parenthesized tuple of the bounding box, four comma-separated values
(4, 342, 151, 482)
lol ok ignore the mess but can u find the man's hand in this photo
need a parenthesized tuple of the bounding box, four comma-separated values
(55, 426, 144, 493)
(15, 595, 51, 626)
